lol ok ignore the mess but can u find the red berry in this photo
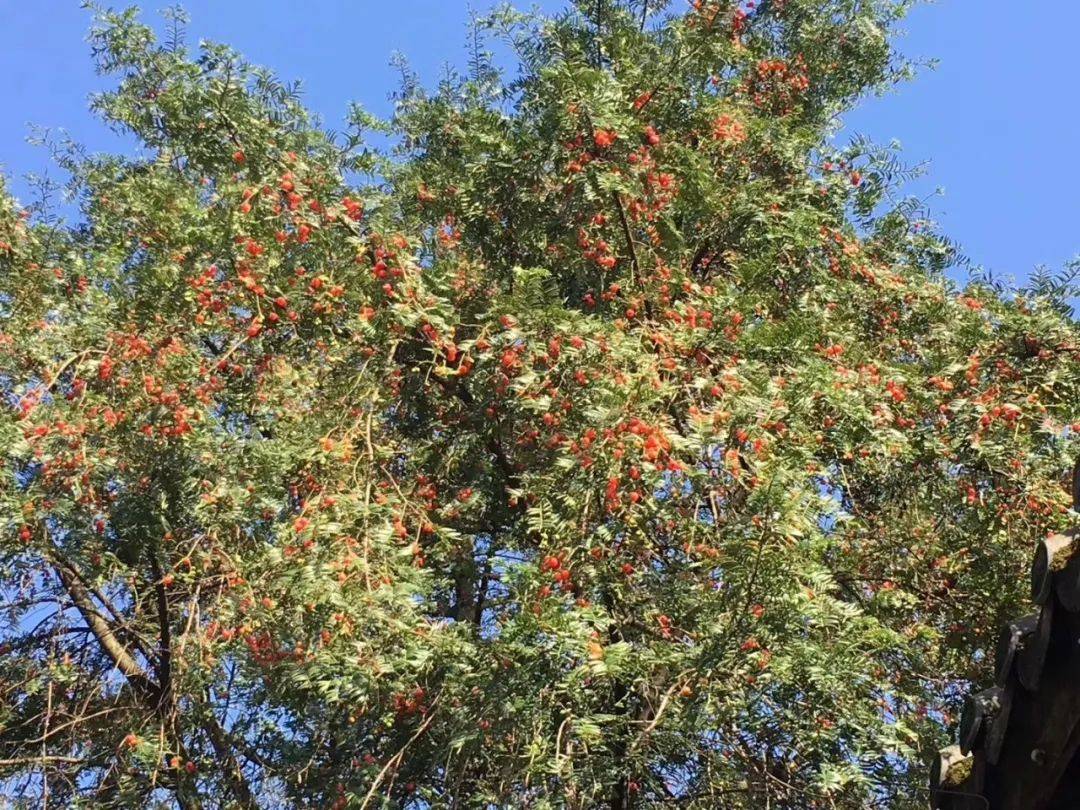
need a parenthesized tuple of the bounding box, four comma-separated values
(593, 129, 618, 149)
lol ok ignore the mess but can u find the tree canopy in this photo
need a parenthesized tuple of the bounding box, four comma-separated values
(3, 1, 1080, 807)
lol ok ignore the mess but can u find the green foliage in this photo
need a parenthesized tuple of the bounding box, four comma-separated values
(2, 1, 1079, 807)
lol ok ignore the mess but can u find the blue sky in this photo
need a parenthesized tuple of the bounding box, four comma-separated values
(1, 1, 1078, 284)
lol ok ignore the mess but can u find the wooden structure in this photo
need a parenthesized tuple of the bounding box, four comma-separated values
(930, 462, 1080, 809)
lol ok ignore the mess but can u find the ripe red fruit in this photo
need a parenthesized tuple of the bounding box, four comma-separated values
(593, 129, 618, 149)
(232, 150, 246, 164)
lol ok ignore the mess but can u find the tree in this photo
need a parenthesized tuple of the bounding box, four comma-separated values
(2, 1, 1079, 807)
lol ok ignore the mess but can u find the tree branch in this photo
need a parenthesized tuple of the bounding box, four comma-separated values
(0, 756, 85, 767)
(51, 556, 156, 698)
(148, 553, 173, 709)
(201, 713, 259, 810)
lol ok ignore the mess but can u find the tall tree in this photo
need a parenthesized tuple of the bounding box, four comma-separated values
(2, 1, 1079, 807)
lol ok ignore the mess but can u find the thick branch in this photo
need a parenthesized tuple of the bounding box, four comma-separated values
(148, 554, 173, 707)
(52, 558, 156, 697)
(202, 713, 259, 810)
(0, 756, 85, 767)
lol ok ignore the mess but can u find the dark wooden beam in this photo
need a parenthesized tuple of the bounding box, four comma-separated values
(982, 601, 1080, 808)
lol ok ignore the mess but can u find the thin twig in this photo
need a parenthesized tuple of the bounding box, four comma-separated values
(360, 699, 440, 810)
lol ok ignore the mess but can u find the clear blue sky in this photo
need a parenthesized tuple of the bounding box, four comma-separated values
(1, 1, 1078, 284)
